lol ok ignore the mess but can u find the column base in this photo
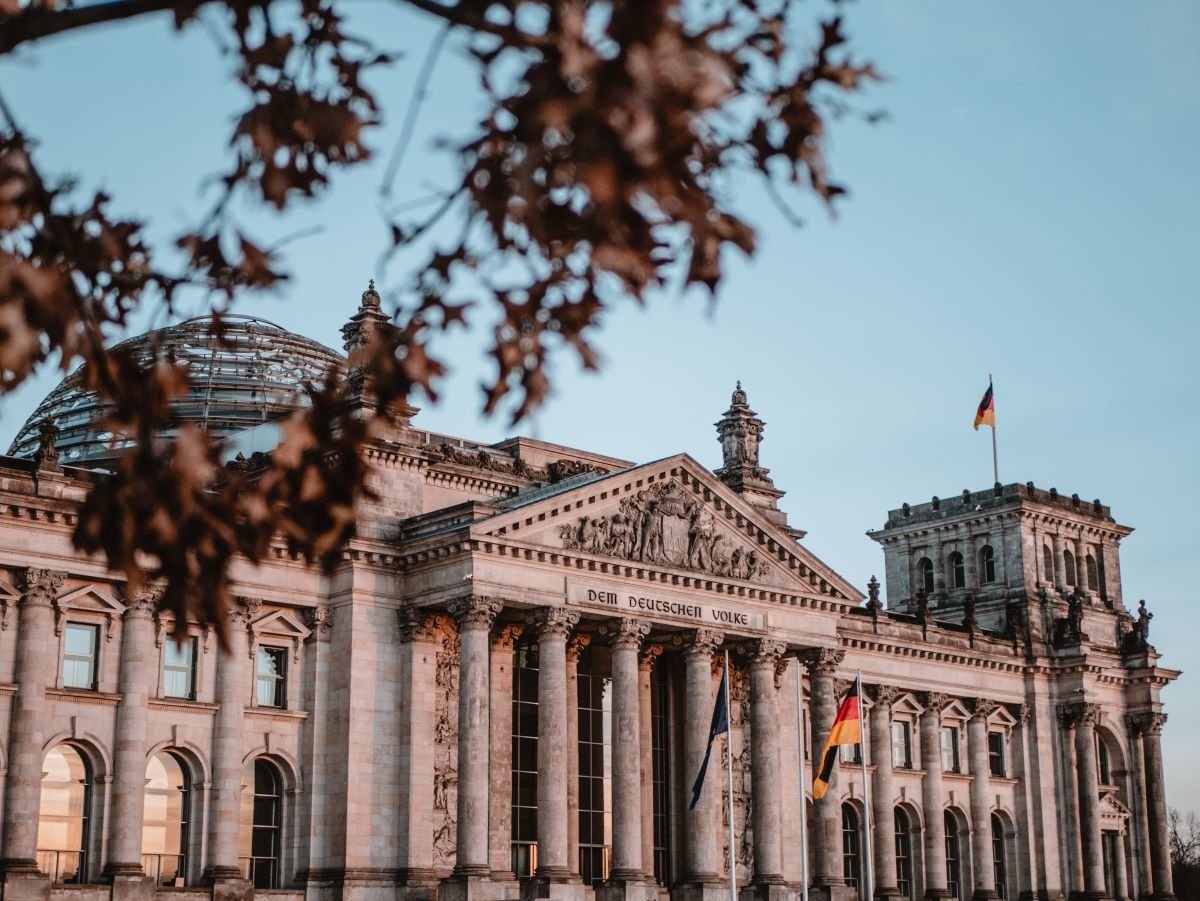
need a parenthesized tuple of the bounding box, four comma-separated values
(207, 874, 254, 901)
(598, 878, 660, 901)
(439, 874, 521, 901)
(974, 892, 1002, 901)
(108, 874, 156, 901)
(738, 881, 793, 901)
(923, 891, 952, 901)
(806, 886, 858, 901)
(872, 886, 904, 901)
(1067, 894, 1108, 901)
(518, 876, 585, 901)
(0, 870, 50, 901)
(671, 882, 738, 901)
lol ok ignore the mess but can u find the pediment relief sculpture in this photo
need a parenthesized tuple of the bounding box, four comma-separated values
(558, 480, 770, 580)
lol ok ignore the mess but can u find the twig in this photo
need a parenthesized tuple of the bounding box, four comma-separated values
(381, 21, 451, 199)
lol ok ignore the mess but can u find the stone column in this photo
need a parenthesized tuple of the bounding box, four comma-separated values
(966, 699, 998, 901)
(1052, 534, 1066, 591)
(1059, 710, 1085, 893)
(1113, 832, 1129, 901)
(1125, 716, 1151, 897)
(566, 634, 590, 878)
(899, 543, 914, 606)
(638, 646, 663, 882)
(682, 630, 725, 884)
(606, 619, 651, 883)
(1007, 704, 1037, 901)
(869, 686, 900, 900)
(803, 648, 846, 891)
(206, 597, 258, 881)
(489, 624, 524, 879)
(1136, 714, 1175, 900)
(531, 607, 579, 882)
(747, 640, 786, 888)
(0, 568, 66, 877)
(447, 597, 503, 877)
(965, 535, 979, 591)
(933, 532, 947, 602)
(1073, 538, 1087, 594)
(104, 589, 160, 878)
(1067, 703, 1106, 898)
(918, 693, 950, 900)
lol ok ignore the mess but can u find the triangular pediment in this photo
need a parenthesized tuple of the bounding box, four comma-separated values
(474, 454, 862, 601)
(55, 584, 125, 616)
(0, 579, 20, 603)
(251, 609, 312, 641)
(1099, 791, 1131, 824)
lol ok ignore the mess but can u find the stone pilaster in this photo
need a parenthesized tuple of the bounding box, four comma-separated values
(869, 685, 900, 901)
(489, 624, 524, 880)
(1133, 714, 1175, 901)
(966, 699, 998, 901)
(746, 640, 786, 891)
(447, 597, 503, 878)
(638, 645, 663, 883)
(104, 588, 160, 878)
(530, 607, 579, 882)
(397, 608, 443, 887)
(0, 568, 66, 880)
(682, 629, 725, 885)
(205, 597, 259, 883)
(1063, 703, 1106, 900)
(1006, 704, 1038, 901)
(803, 648, 846, 892)
(566, 633, 590, 879)
(918, 693, 951, 900)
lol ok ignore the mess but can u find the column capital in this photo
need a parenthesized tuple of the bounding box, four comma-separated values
(869, 684, 899, 718)
(919, 691, 950, 716)
(397, 607, 448, 642)
(306, 604, 334, 635)
(566, 633, 591, 662)
(742, 638, 786, 669)
(801, 646, 844, 676)
(677, 627, 724, 659)
(529, 605, 578, 639)
(967, 697, 998, 722)
(232, 596, 264, 625)
(638, 643, 664, 672)
(20, 567, 66, 607)
(492, 623, 524, 649)
(1006, 701, 1031, 724)
(1128, 711, 1166, 736)
(602, 617, 650, 650)
(1059, 701, 1102, 729)
(124, 586, 161, 621)
(448, 595, 503, 630)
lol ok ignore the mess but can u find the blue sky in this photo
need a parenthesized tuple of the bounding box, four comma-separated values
(1, 3, 1197, 811)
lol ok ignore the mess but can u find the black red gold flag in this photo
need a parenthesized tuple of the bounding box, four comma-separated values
(974, 382, 996, 431)
(812, 675, 862, 800)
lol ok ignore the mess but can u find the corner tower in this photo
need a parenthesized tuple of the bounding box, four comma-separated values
(714, 382, 788, 528)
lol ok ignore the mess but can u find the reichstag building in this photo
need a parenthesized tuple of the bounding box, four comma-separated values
(0, 284, 1178, 901)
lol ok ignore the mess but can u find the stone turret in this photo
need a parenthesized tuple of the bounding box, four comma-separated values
(714, 383, 788, 527)
(341, 279, 418, 426)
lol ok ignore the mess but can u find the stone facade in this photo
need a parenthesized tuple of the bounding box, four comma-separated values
(0, 293, 1180, 901)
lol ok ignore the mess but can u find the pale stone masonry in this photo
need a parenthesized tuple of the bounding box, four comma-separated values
(0, 287, 1180, 901)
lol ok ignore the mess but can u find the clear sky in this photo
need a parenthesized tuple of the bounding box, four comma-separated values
(2, 3, 1197, 812)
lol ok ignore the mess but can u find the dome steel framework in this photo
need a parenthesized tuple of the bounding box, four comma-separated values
(7, 315, 344, 467)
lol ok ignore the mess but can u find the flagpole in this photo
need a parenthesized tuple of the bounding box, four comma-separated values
(724, 650, 738, 901)
(857, 671, 875, 901)
(795, 663, 810, 901)
(989, 374, 999, 485)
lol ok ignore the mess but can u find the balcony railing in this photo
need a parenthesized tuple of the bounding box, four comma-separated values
(238, 856, 279, 890)
(36, 850, 85, 884)
(141, 853, 186, 886)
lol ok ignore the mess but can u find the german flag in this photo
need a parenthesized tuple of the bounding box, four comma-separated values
(973, 382, 995, 431)
(813, 676, 862, 800)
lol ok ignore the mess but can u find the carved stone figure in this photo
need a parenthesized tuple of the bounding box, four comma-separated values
(559, 480, 770, 580)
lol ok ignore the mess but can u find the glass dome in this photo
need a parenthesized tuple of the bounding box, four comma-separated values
(7, 315, 344, 467)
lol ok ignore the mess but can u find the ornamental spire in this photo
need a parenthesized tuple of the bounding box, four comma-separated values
(714, 382, 783, 520)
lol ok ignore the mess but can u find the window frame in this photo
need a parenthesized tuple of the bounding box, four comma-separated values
(62, 622, 101, 691)
(979, 545, 996, 584)
(161, 636, 198, 701)
(37, 743, 93, 885)
(941, 724, 962, 774)
(917, 557, 935, 594)
(891, 720, 913, 770)
(841, 803, 861, 890)
(254, 646, 289, 710)
(894, 807, 914, 900)
(142, 750, 191, 887)
(987, 730, 1006, 778)
(949, 552, 965, 590)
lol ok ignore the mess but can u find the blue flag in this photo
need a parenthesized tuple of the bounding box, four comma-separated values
(688, 662, 730, 811)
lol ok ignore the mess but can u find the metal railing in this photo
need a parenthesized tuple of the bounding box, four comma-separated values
(141, 853, 186, 886)
(36, 850, 85, 884)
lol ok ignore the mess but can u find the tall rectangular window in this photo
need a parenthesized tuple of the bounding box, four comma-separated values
(650, 663, 672, 885)
(511, 643, 539, 879)
(162, 638, 196, 699)
(577, 651, 611, 886)
(255, 647, 287, 708)
(987, 732, 1005, 777)
(63, 623, 99, 690)
(941, 725, 961, 773)
(891, 721, 913, 769)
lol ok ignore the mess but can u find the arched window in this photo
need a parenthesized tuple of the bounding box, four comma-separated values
(979, 545, 996, 584)
(239, 759, 283, 889)
(37, 745, 91, 884)
(1086, 554, 1099, 592)
(894, 808, 914, 900)
(1043, 545, 1054, 583)
(949, 553, 965, 590)
(991, 814, 1008, 899)
(1097, 738, 1112, 786)
(842, 804, 861, 892)
(917, 558, 934, 595)
(944, 810, 963, 901)
(143, 752, 189, 886)
(1064, 550, 1076, 586)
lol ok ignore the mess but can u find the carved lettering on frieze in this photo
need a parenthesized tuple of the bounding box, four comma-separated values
(558, 480, 770, 580)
